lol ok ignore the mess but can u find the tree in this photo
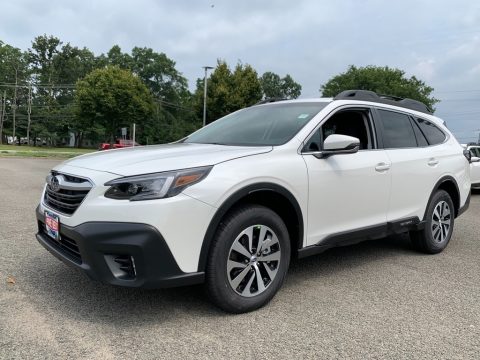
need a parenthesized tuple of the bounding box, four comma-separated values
(52, 43, 98, 146)
(75, 66, 156, 144)
(320, 65, 438, 110)
(231, 62, 263, 109)
(105, 45, 133, 69)
(131, 47, 188, 100)
(27, 35, 64, 145)
(0, 40, 28, 144)
(260, 72, 301, 99)
(194, 60, 263, 124)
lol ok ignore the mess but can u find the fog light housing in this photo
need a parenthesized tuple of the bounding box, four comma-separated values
(105, 254, 136, 280)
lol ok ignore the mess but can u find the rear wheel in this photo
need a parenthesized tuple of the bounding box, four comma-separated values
(206, 205, 290, 313)
(410, 190, 455, 254)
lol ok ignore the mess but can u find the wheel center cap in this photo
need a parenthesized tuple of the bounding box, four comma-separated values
(250, 255, 257, 264)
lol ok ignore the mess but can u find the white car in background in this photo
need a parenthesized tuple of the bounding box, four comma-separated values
(465, 145, 480, 189)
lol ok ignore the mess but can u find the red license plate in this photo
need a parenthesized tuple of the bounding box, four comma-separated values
(45, 211, 60, 240)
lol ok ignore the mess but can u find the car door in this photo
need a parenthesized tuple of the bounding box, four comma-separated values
(302, 107, 391, 246)
(375, 109, 445, 222)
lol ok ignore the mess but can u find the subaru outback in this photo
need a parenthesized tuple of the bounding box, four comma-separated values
(36, 90, 471, 313)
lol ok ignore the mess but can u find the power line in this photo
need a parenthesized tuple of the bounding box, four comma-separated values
(435, 89, 480, 94)
(0, 83, 76, 90)
(439, 98, 480, 102)
(156, 99, 195, 112)
(0, 82, 76, 86)
(437, 111, 480, 116)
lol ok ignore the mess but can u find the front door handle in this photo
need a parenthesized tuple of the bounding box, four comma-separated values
(375, 162, 391, 172)
(428, 158, 439, 166)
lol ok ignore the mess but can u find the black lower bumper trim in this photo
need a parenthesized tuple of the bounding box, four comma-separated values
(35, 206, 204, 288)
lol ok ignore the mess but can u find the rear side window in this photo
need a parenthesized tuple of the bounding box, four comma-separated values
(415, 118, 446, 145)
(377, 109, 417, 148)
(410, 118, 428, 147)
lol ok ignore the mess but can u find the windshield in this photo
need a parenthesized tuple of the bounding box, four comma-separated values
(185, 102, 328, 146)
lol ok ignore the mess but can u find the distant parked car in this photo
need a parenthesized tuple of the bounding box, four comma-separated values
(99, 139, 139, 150)
(466, 145, 480, 189)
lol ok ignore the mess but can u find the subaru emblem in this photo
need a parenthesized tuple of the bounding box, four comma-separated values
(50, 176, 60, 192)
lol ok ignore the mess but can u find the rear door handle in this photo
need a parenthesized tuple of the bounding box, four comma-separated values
(428, 158, 439, 166)
(375, 162, 391, 172)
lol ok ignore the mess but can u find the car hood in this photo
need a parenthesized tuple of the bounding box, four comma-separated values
(60, 143, 272, 176)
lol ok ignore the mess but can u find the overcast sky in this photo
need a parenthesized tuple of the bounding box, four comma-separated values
(1, 0, 480, 141)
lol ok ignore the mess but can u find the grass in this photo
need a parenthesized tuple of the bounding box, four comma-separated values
(0, 144, 95, 158)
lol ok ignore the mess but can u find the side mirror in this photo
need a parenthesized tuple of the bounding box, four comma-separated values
(472, 156, 480, 163)
(311, 134, 360, 158)
(464, 149, 473, 163)
(323, 134, 360, 151)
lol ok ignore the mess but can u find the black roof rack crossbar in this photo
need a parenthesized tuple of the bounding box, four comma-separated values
(256, 97, 288, 105)
(333, 90, 432, 114)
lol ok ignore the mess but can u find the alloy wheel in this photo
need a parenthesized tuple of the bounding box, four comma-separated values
(226, 225, 281, 297)
(431, 200, 451, 243)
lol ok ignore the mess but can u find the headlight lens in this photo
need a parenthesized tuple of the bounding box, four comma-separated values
(104, 166, 212, 201)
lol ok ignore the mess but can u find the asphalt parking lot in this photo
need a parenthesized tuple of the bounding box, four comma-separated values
(1, 157, 479, 359)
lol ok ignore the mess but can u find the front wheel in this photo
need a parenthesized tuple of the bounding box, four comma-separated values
(206, 205, 290, 313)
(410, 190, 455, 254)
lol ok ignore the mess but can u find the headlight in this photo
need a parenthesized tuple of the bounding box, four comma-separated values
(104, 166, 212, 201)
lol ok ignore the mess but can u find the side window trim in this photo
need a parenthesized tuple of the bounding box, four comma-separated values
(408, 116, 427, 147)
(300, 106, 378, 153)
(370, 107, 385, 149)
(413, 116, 448, 147)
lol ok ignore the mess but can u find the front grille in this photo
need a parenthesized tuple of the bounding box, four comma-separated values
(43, 172, 92, 215)
(39, 222, 82, 264)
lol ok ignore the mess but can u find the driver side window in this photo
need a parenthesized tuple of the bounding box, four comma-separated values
(304, 108, 375, 152)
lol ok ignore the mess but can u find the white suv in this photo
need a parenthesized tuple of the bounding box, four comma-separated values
(36, 90, 471, 313)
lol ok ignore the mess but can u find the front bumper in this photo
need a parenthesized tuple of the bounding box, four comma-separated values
(35, 206, 204, 288)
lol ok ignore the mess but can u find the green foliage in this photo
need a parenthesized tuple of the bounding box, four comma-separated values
(260, 72, 301, 99)
(193, 61, 303, 124)
(27, 36, 100, 145)
(2, 36, 305, 146)
(75, 66, 156, 143)
(320, 65, 438, 110)
(194, 60, 263, 124)
(0, 40, 28, 143)
(94, 45, 198, 144)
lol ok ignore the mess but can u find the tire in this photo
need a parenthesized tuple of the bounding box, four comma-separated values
(206, 205, 291, 313)
(410, 190, 455, 254)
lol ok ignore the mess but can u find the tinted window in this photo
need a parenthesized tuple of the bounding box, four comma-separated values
(321, 110, 373, 150)
(185, 102, 327, 146)
(410, 118, 428, 146)
(303, 109, 374, 152)
(378, 110, 417, 148)
(470, 147, 480, 157)
(415, 118, 446, 145)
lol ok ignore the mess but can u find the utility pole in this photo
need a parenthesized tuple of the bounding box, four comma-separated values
(27, 84, 32, 145)
(0, 90, 5, 144)
(202, 66, 214, 127)
(12, 67, 18, 144)
(132, 123, 136, 147)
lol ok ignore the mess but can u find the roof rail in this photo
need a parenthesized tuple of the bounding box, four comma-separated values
(333, 90, 432, 114)
(256, 97, 288, 105)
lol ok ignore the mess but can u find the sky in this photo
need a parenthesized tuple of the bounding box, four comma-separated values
(1, 0, 480, 142)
